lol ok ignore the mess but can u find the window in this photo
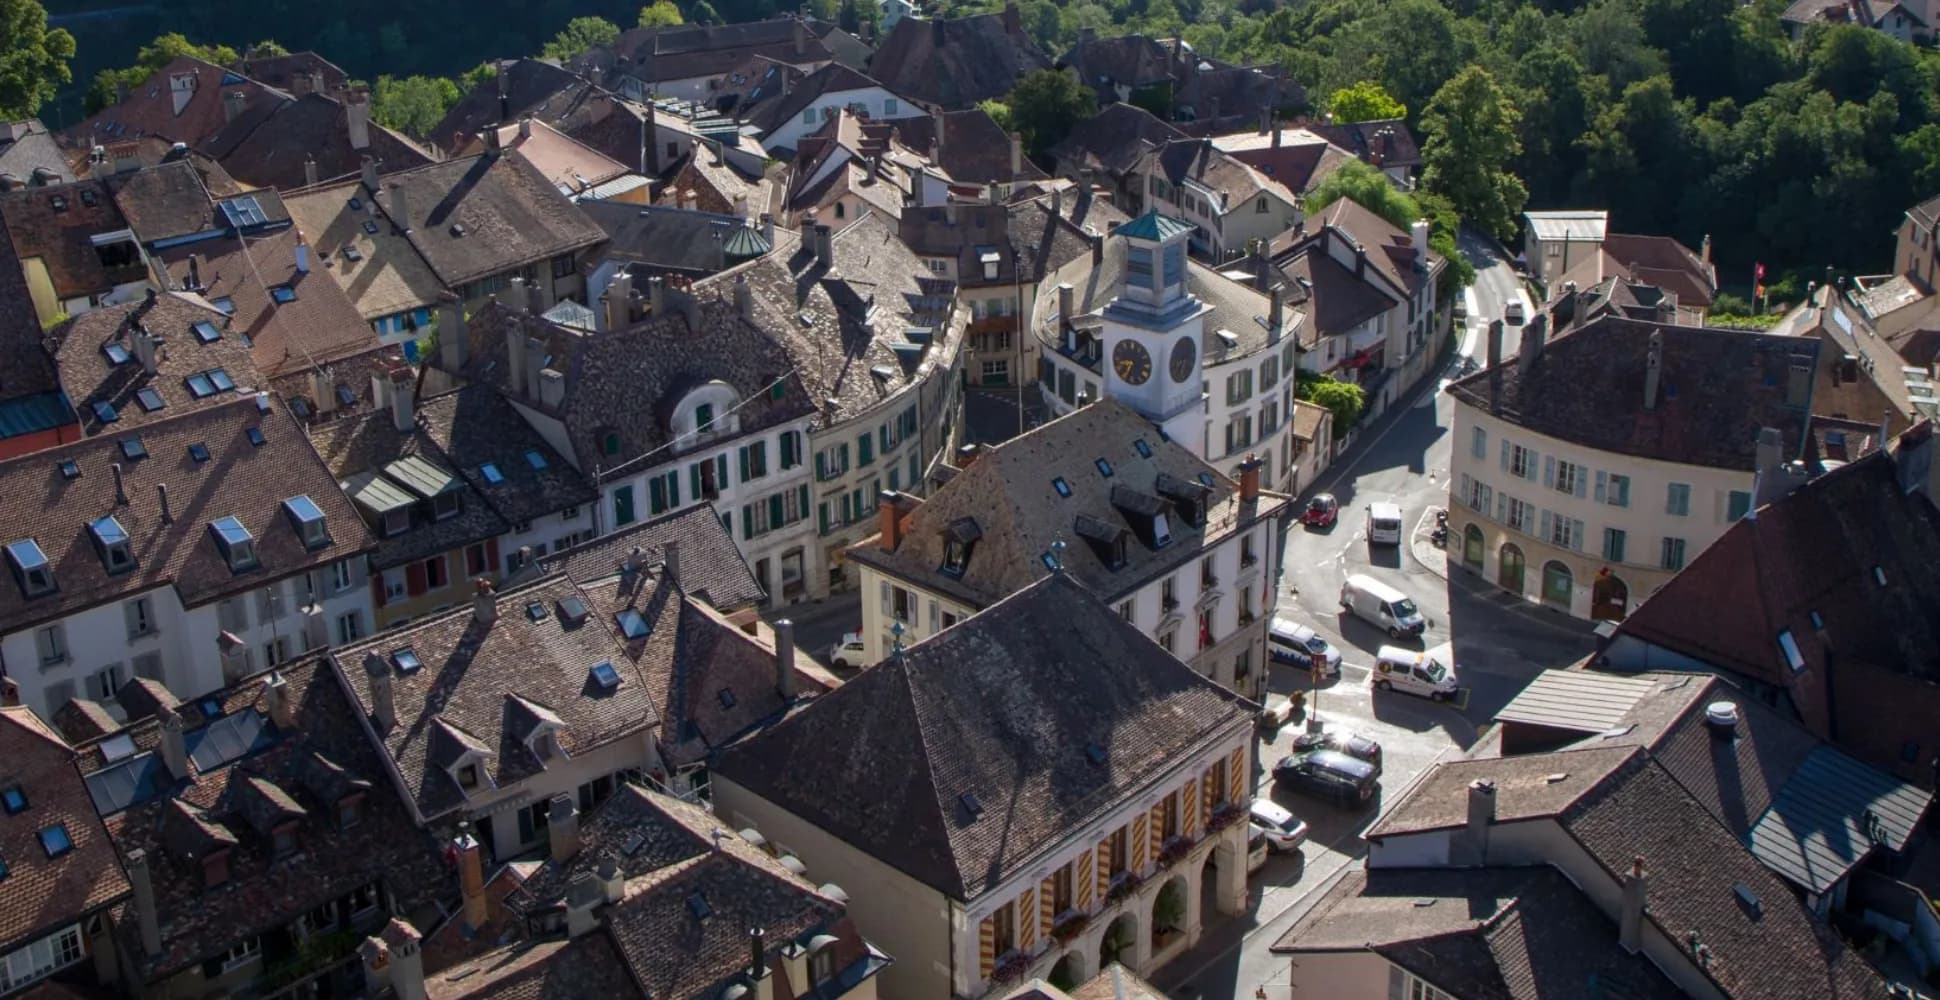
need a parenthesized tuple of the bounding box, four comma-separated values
(1162, 576, 1177, 610)
(1661, 537, 1687, 571)
(126, 596, 155, 638)
(1224, 414, 1253, 454)
(810, 941, 838, 984)
(0, 924, 82, 991)
(263, 636, 288, 667)
(741, 440, 769, 481)
(1402, 973, 1453, 1000)
(1461, 475, 1492, 513)
(551, 254, 574, 279)
(1504, 496, 1533, 533)
(34, 625, 65, 667)
(422, 556, 448, 590)
(136, 388, 164, 412)
(465, 543, 489, 577)
(1107, 825, 1130, 876)
(695, 403, 715, 433)
(1158, 629, 1175, 653)
(1052, 863, 1074, 913)
(1242, 532, 1258, 566)
(1118, 600, 1134, 621)
(1547, 513, 1581, 550)
(456, 763, 480, 790)
(1603, 528, 1627, 563)
(37, 824, 70, 858)
(85, 664, 123, 703)
(883, 97, 899, 115)
(1553, 460, 1581, 496)
(1727, 489, 1752, 521)
(217, 596, 248, 633)
(336, 611, 364, 644)
(1201, 555, 1217, 588)
(210, 516, 258, 571)
(219, 936, 260, 972)
(381, 569, 406, 602)
(1598, 472, 1631, 507)
(991, 899, 1017, 958)
(331, 559, 354, 592)
(271, 823, 299, 856)
(270, 285, 296, 304)
(1666, 482, 1691, 516)
(2, 787, 25, 815)
(1226, 369, 1253, 405)
(780, 430, 802, 470)
(1198, 608, 1214, 649)
(1508, 444, 1534, 479)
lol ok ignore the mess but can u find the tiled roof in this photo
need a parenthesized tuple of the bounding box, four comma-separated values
(281, 179, 446, 323)
(1309, 117, 1421, 171)
(746, 62, 885, 136)
(609, 17, 836, 87)
(1364, 745, 1640, 839)
(0, 397, 376, 635)
(461, 120, 630, 195)
(851, 397, 1287, 608)
(1215, 128, 1355, 196)
(714, 572, 1256, 900)
(651, 151, 784, 219)
(331, 573, 661, 821)
(65, 57, 281, 150)
(0, 120, 73, 185)
(0, 706, 131, 955)
(414, 385, 598, 530)
(425, 934, 639, 1000)
(896, 197, 1095, 289)
(1601, 233, 1718, 310)
(367, 152, 607, 288)
(69, 137, 245, 201)
(1307, 196, 1439, 297)
(1058, 34, 1177, 93)
(75, 656, 448, 982)
(578, 201, 764, 276)
(1444, 316, 1819, 471)
(867, 10, 1052, 109)
(432, 59, 593, 155)
(1047, 102, 1186, 178)
(0, 178, 143, 299)
(206, 92, 435, 192)
(235, 52, 347, 96)
(539, 504, 765, 614)
(1272, 238, 1394, 339)
(1273, 866, 1681, 1000)
(882, 108, 1049, 185)
(0, 207, 65, 430)
(51, 292, 265, 437)
(102, 159, 224, 244)
(1144, 139, 1296, 214)
(155, 226, 379, 378)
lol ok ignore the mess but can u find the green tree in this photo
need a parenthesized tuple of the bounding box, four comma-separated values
(1420, 65, 1527, 240)
(246, 39, 290, 57)
(0, 0, 72, 119)
(372, 75, 461, 140)
(1296, 372, 1368, 430)
(1507, 44, 1594, 206)
(86, 33, 237, 115)
(978, 98, 1014, 132)
(1326, 80, 1406, 123)
(1308, 158, 1419, 229)
(1575, 75, 1695, 235)
(459, 61, 500, 91)
(1004, 68, 1095, 157)
(541, 16, 621, 61)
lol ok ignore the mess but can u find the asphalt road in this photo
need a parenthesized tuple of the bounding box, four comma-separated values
(1153, 231, 1598, 1000)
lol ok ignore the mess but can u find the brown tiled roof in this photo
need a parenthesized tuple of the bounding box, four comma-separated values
(51, 292, 265, 436)
(155, 226, 378, 378)
(368, 153, 606, 288)
(1364, 745, 1639, 839)
(0, 706, 131, 955)
(1445, 316, 1819, 471)
(431, 59, 592, 156)
(415, 385, 599, 528)
(208, 92, 435, 192)
(459, 120, 630, 195)
(76, 656, 448, 983)
(51, 698, 118, 745)
(1218, 133, 1354, 196)
(0, 397, 376, 635)
(1145, 138, 1297, 216)
(235, 52, 348, 96)
(1309, 117, 1421, 171)
(609, 17, 836, 88)
(1600, 233, 1717, 309)
(715, 572, 1255, 901)
(65, 57, 282, 150)
(539, 504, 765, 614)
(0, 179, 143, 299)
(868, 10, 1051, 109)
(426, 933, 639, 1000)
(650, 153, 783, 219)
(332, 572, 662, 821)
(1058, 34, 1176, 95)
(1310, 196, 1439, 295)
(1274, 241, 1396, 339)
(67, 137, 244, 200)
(281, 179, 445, 324)
(1047, 102, 1186, 179)
(103, 159, 223, 244)
(851, 397, 1287, 609)
(882, 108, 1049, 185)
(895, 197, 1093, 289)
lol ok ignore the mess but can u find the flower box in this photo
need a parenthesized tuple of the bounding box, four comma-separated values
(989, 952, 1033, 987)
(1206, 803, 1246, 834)
(1051, 911, 1091, 944)
(1105, 871, 1144, 904)
(1156, 836, 1197, 866)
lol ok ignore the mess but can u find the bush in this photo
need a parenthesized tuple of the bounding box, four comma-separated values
(1296, 370, 1367, 431)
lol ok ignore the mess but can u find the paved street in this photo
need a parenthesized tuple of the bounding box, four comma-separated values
(1153, 231, 1597, 999)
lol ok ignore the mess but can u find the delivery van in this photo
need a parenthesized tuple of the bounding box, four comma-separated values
(1372, 645, 1459, 701)
(1366, 502, 1404, 546)
(1339, 574, 1427, 639)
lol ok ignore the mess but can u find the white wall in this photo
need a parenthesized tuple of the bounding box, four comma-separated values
(763, 86, 924, 152)
(463, 732, 660, 859)
(502, 507, 599, 574)
(1203, 340, 1299, 492)
(1284, 951, 1397, 1000)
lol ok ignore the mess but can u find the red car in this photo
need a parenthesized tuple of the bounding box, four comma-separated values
(1301, 494, 1339, 527)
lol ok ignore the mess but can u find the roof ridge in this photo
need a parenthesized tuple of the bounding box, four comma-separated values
(885, 650, 966, 895)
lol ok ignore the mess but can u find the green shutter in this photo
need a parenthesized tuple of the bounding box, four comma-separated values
(716, 455, 729, 489)
(690, 463, 703, 498)
(815, 451, 826, 479)
(667, 471, 680, 507)
(782, 432, 798, 468)
(769, 493, 784, 528)
(839, 443, 850, 472)
(741, 504, 754, 540)
(649, 477, 665, 514)
(819, 503, 831, 534)
(859, 433, 873, 466)
(739, 447, 751, 483)
(797, 485, 808, 519)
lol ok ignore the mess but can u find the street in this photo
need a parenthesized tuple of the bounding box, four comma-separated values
(1151, 232, 1596, 999)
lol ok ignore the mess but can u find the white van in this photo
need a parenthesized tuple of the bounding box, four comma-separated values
(1372, 645, 1459, 700)
(1366, 503, 1404, 546)
(1340, 574, 1427, 639)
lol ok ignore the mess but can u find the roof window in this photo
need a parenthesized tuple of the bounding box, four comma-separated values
(136, 388, 164, 412)
(38, 824, 71, 858)
(5, 539, 53, 597)
(1084, 742, 1106, 766)
(958, 792, 983, 819)
(90, 515, 134, 574)
(211, 297, 234, 315)
(557, 596, 589, 625)
(1134, 438, 1153, 459)
(246, 426, 266, 447)
(480, 463, 505, 484)
(92, 401, 118, 424)
(525, 601, 547, 622)
(189, 443, 210, 463)
(589, 661, 621, 690)
(1777, 630, 1805, 673)
(1052, 477, 1071, 498)
(58, 460, 78, 480)
(718, 687, 736, 709)
(119, 436, 146, 460)
(282, 495, 329, 550)
(209, 516, 259, 573)
(1095, 458, 1114, 477)
(102, 343, 130, 365)
(335, 384, 356, 407)
(186, 373, 215, 398)
(2, 786, 26, 815)
(686, 892, 711, 920)
(616, 608, 650, 640)
(525, 450, 548, 470)
(270, 286, 296, 304)
(392, 648, 422, 674)
(193, 320, 220, 343)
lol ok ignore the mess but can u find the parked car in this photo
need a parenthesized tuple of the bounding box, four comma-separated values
(1291, 729, 1384, 773)
(1300, 493, 1339, 528)
(1372, 645, 1459, 701)
(1505, 300, 1526, 325)
(1268, 618, 1343, 675)
(1273, 749, 1379, 807)
(1365, 502, 1403, 546)
(1258, 693, 1299, 731)
(1340, 574, 1427, 639)
(1246, 826, 1270, 873)
(828, 632, 867, 669)
(1249, 798, 1310, 852)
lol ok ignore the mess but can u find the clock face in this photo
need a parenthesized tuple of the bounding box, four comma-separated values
(1169, 335, 1198, 382)
(1113, 339, 1154, 386)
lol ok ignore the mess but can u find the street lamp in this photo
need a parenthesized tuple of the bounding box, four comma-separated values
(1305, 656, 1325, 733)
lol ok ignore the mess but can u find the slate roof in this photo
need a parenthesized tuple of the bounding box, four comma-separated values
(0, 178, 144, 299)
(103, 159, 225, 243)
(65, 57, 281, 150)
(0, 706, 131, 956)
(155, 226, 379, 379)
(75, 656, 448, 983)
(882, 108, 1049, 185)
(50, 292, 265, 436)
(1047, 102, 1186, 179)
(1309, 118, 1421, 172)
(432, 59, 593, 155)
(0, 397, 376, 635)
(714, 572, 1256, 901)
(205, 91, 435, 192)
(281, 179, 446, 323)
(332, 572, 661, 821)
(1274, 866, 1681, 1000)
(867, 10, 1052, 109)
(1445, 316, 1819, 471)
(415, 385, 599, 528)
(365, 152, 606, 288)
(0, 120, 73, 185)
(895, 196, 1095, 289)
(540, 504, 766, 615)
(578, 201, 764, 277)
(1365, 746, 1640, 839)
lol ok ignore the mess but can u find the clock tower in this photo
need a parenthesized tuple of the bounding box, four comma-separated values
(1101, 211, 1209, 449)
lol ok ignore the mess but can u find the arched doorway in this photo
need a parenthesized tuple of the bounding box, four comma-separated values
(1592, 572, 1629, 621)
(1462, 524, 1484, 570)
(1150, 876, 1188, 953)
(1541, 561, 1574, 610)
(1100, 912, 1138, 970)
(1498, 543, 1525, 594)
(1048, 951, 1086, 991)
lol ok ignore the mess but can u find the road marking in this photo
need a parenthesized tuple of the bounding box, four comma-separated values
(1460, 285, 1481, 356)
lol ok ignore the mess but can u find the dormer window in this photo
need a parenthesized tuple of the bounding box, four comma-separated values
(90, 515, 134, 574)
(941, 519, 981, 577)
(382, 508, 410, 536)
(283, 495, 330, 550)
(695, 403, 715, 432)
(209, 516, 259, 573)
(431, 491, 460, 521)
(1152, 513, 1172, 547)
(456, 763, 480, 790)
(5, 539, 54, 597)
(338, 791, 366, 829)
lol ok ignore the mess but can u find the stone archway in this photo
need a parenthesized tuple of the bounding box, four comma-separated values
(1462, 523, 1484, 570)
(1592, 572, 1629, 621)
(1498, 543, 1525, 594)
(1150, 875, 1188, 954)
(1099, 911, 1138, 971)
(1048, 949, 1087, 991)
(1541, 560, 1574, 611)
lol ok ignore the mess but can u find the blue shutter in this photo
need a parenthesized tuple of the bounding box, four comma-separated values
(1500, 440, 1510, 471)
(1540, 509, 1553, 541)
(1572, 519, 1586, 551)
(1542, 455, 1554, 488)
(1496, 492, 1506, 523)
(1574, 471, 1587, 499)
(1594, 470, 1607, 503)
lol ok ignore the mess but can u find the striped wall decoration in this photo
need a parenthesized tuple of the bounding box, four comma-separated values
(1131, 813, 1149, 870)
(1228, 746, 1246, 804)
(979, 913, 995, 978)
(1183, 778, 1199, 835)
(1017, 887, 1037, 951)
(1202, 769, 1216, 817)
(1148, 800, 1165, 858)
(1040, 875, 1056, 937)
(1079, 845, 1097, 910)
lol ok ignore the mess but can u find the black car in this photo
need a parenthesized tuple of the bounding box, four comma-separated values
(1291, 730, 1384, 774)
(1273, 749, 1379, 807)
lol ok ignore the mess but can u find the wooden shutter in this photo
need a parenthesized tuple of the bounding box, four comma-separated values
(485, 538, 499, 575)
(1149, 800, 1165, 856)
(1094, 837, 1111, 901)
(1017, 887, 1036, 952)
(1131, 812, 1149, 870)
(1202, 768, 1216, 815)
(406, 561, 428, 596)
(1078, 846, 1095, 911)
(1183, 779, 1199, 836)
(1228, 747, 1246, 804)
(1040, 874, 1056, 937)
(978, 913, 995, 978)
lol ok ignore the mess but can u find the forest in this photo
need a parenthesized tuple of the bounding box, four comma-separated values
(8, 0, 1940, 295)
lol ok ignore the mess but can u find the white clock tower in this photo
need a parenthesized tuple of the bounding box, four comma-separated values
(1101, 211, 1210, 450)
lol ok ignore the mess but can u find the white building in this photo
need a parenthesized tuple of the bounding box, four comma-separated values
(1444, 315, 1819, 620)
(1522, 210, 1608, 290)
(1136, 139, 1301, 262)
(753, 64, 925, 154)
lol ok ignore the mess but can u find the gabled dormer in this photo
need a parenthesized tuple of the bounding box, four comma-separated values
(940, 518, 981, 577)
(505, 694, 568, 766)
(1155, 473, 1212, 529)
(1074, 515, 1129, 570)
(1108, 485, 1172, 549)
(429, 718, 495, 798)
(5, 538, 55, 597)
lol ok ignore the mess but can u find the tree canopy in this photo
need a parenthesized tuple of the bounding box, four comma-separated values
(637, 1, 684, 27)
(0, 0, 73, 119)
(1004, 68, 1095, 158)
(541, 16, 619, 61)
(371, 74, 460, 140)
(1326, 80, 1405, 123)
(86, 33, 234, 115)
(1420, 65, 1527, 241)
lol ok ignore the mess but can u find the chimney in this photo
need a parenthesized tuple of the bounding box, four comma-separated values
(793, 15, 808, 54)
(1787, 359, 1812, 407)
(733, 192, 750, 221)
(1411, 220, 1430, 265)
(300, 601, 328, 651)
(483, 125, 503, 156)
(219, 630, 250, 683)
(1268, 284, 1285, 345)
(680, 188, 698, 212)
(1486, 320, 1504, 416)
(774, 619, 798, 699)
(566, 872, 604, 938)
(126, 849, 163, 956)
(932, 107, 946, 163)
(158, 709, 189, 780)
(1272, 122, 1283, 149)
(523, 336, 544, 401)
(547, 793, 580, 862)
(1755, 426, 1783, 479)
(0, 678, 15, 707)
(263, 670, 296, 729)
(608, 271, 637, 331)
(505, 321, 529, 397)
(111, 462, 127, 505)
(518, 115, 533, 141)
(1619, 856, 1649, 953)
(294, 230, 310, 274)
(734, 273, 754, 321)
(529, 275, 549, 315)
(814, 224, 834, 269)
(359, 920, 427, 1000)
(1643, 330, 1664, 410)
(360, 154, 379, 193)
(1700, 233, 1712, 266)
(132, 325, 158, 374)
(1465, 778, 1496, 862)
(310, 368, 333, 414)
(539, 369, 566, 408)
(158, 483, 171, 524)
(438, 293, 468, 370)
(1003, 1, 1022, 34)
(345, 87, 372, 151)
(223, 90, 246, 123)
(363, 652, 397, 732)
(878, 491, 905, 551)
(750, 927, 769, 984)
(598, 856, 624, 904)
(1258, 107, 1271, 135)
(1238, 453, 1262, 505)
(760, 212, 775, 247)
(454, 826, 488, 931)
(508, 276, 528, 315)
(389, 364, 414, 432)
(662, 540, 681, 583)
(303, 155, 318, 188)
(388, 183, 411, 234)
(1516, 313, 1547, 379)
(472, 577, 498, 624)
(1057, 282, 1073, 325)
(1010, 131, 1023, 178)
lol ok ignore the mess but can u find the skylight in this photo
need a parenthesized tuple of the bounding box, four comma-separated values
(98, 733, 135, 762)
(2, 786, 26, 815)
(1095, 458, 1113, 477)
(136, 388, 164, 412)
(1085, 742, 1107, 766)
(525, 450, 548, 470)
(270, 286, 296, 304)
(616, 609, 650, 640)
(959, 792, 983, 818)
(283, 495, 328, 549)
(89, 515, 129, 547)
(480, 463, 505, 484)
(525, 602, 547, 622)
(211, 297, 235, 315)
(92, 401, 118, 424)
(589, 661, 621, 690)
(58, 460, 78, 480)
(1134, 439, 1153, 458)
(188, 443, 210, 463)
(186, 373, 215, 398)
(686, 892, 711, 920)
(186, 709, 274, 771)
(209, 516, 258, 572)
(1053, 477, 1071, 497)
(246, 427, 266, 447)
(1777, 630, 1805, 673)
(193, 320, 220, 343)
(1198, 472, 1216, 487)
(220, 195, 269, 229)
(392, 648, 422, 673)
(103, 343, 130, 365)
(209, 369, 235, 392)
(38, 824, 70, 858)
(557, 596, 589, 624)
(718, 687, 736, 708)
(119, 437, 146, 460)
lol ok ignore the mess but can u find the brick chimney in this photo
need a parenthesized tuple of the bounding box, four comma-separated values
(126, 848, 163, 956)
(345, 87, 372, 151)
(878, 491, 906, 551)
(1238, 453, 1262, 505)
(455, 826, 488, 931)
(774, 619, 798, 699)
(360, 919, 426, 1000)
(472, 577, 498, 624)
(1619, 856, 1649, 953)
(362, 652, 396, 733)
(547, 793, 580, 863)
